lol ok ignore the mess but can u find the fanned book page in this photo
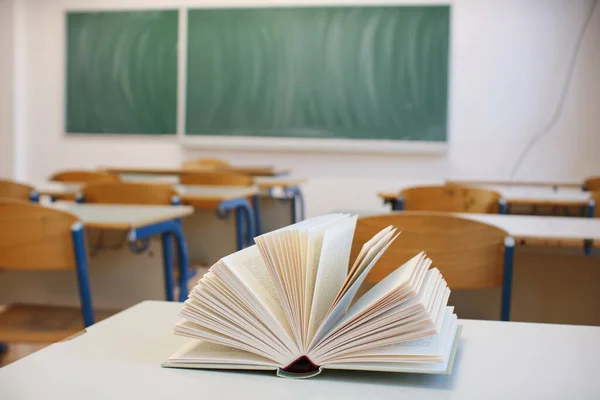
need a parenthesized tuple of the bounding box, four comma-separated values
(163, 214, 461, 379)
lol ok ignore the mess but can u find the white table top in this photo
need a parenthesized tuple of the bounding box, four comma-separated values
(34, 179, 302, 197)
(458, 212, 600, 241)
(343, 210, 600, 244)
(483, 185, 590, 205)
(34, 181, 82, 197)
(175, 184, 259, 199)
(50, 203, 194, 230)
(1, 301, 598, 399)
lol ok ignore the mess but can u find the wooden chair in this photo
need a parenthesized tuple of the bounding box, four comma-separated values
(50, 170, 120, 184)
(0, 179, 37, 202)
(182, 158, 230, 170)
(180, 171, 254, 187)
(0, 200, 111, 345)
(397, 185, 504, 214)
(352, 212, 514, 320)
(79, 182, 179, 205)
(583, 176, 600, 191)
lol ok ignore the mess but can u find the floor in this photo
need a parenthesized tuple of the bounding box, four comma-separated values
(0, 267, 209, 368)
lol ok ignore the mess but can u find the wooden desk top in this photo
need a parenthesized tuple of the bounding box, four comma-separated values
(1, 301, 598, 399)
(105, 166, 291, 177)
(49, 203, 194, 230)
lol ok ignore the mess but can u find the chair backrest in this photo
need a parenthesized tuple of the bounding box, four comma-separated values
(50, 170, 120, 183)
(0, 179, 35, 201)
(590, 190, 600, 217)
(182, 158, 230, 169)
(0, 200, 80, 270)
(180, 171, 254, 187)
(352, 212, 508, 289)
(80, 182, 178, 205)
(584, 176, 600, 191)
(400, 185, 502, 213)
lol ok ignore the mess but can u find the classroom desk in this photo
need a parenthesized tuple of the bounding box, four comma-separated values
(379, 187, 593, 215)
(447, 178, 583, 189)
(176, 185, 258, 250)
(34, 178, 308, 238)
(339, 210, 600, 325)
(1, 301, 598, 399)
(51, 203, 194, 302)
(105, 165, 291, 177)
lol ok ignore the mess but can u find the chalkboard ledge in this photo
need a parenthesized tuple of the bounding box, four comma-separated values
(181, 136, 446, 156)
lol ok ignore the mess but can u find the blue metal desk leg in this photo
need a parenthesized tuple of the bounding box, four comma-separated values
(161, 233, 175, 302)
(171, 220, 190, 302)
(71, 223, 95, 327)
(501, 237, 515, 322)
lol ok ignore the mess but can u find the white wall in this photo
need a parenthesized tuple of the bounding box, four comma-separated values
(0, 0, 15, 177)
(13, 0, 600, 216)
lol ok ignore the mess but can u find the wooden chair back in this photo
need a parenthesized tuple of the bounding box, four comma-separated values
(0, 200, 80, 270)
(50, 170, 120, 183)
(352, 212, 509, 289)
(400, 185, 502, 213)
(590, 190, 600, 218)
(182, 158, 230, 169)
(80, 182, 178, 205)
(584, 176, 600, 191)
(0, 179, 35, 201)
(180, 171, 254, 187)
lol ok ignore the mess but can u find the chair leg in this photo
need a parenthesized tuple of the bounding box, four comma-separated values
(161, 232, 175, 302)
(501, 237, 516, 322)
(170, 220, 190, 302)
(71, 223, 95, 327)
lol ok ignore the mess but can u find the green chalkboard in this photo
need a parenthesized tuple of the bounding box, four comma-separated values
(186, 6, 449, 141)
(66, 10, 178, 134)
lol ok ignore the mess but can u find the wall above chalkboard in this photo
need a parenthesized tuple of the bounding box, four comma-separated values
(65, 4, 450, 154)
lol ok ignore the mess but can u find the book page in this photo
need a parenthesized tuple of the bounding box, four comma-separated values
(166, 339, 281, 368)
(306, 215, 358, 344)
(302, 214, 350, 346)
(308, 232, 398, 350)
(335, 228, 397, 305)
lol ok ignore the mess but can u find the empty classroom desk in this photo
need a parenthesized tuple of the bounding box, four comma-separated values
(379, 186, 593, 215)
(0, 203, 194, 310)
(1, 301, 598, 399)
(446, 178, 583, 189)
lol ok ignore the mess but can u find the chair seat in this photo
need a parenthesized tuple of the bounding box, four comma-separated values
(0, 304, 116, 343)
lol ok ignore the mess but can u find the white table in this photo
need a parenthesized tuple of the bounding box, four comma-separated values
(1, 301, 598, 399)
(345, 210, 600, 247)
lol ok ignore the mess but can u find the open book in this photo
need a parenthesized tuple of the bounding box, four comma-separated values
(163, 214, 460, 378)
